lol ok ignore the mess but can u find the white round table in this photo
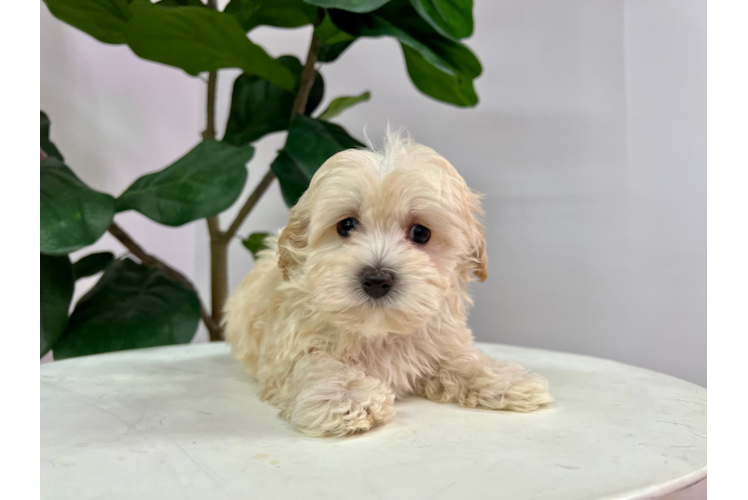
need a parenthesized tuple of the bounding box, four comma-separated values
(41, 343, 706, 500)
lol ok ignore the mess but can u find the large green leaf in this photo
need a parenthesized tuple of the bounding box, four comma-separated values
(124, 2, 295, 90)
(40, 111, 64, 161)
(223, 56, 324, 146)
(402, 43, 477, 106)
(43, 0, 133, 45)
(318, 91, 370, 120)
(272, 116, 364, 206)
(330, 7, 451, 74)
(54, 258, 200, 360)
(408, 0, 473, 40)
(117, 140, 254, 227)
(73, 252, 115, 279)
(40, 254, 75, 358)
(41, 157, 115, 255)
(304, 0, 390, 13)
(329, 0, 481, 106)
(225, 0, 318, 32)
(242, 232, 270, 259)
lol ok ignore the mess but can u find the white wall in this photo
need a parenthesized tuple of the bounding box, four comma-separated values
(40, 0, 706, 386)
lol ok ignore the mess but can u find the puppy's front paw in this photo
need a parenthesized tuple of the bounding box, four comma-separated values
(467, 364, 553, 412)
(286, 376, 395, 437)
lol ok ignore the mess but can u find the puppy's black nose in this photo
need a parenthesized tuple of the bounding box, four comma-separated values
(360, 268, 395, 299)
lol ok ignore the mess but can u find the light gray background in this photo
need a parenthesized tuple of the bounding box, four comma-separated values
(40, 0, 706, 386)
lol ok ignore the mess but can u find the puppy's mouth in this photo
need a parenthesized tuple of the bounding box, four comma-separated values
(359, 292, 399, 309)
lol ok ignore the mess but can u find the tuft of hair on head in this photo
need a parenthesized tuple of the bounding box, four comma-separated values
(370, 123, 414, 173)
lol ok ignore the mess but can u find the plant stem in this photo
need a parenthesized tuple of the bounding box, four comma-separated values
(201, 70, 218, 141)
(201, 2, 224, 339)
(291, 34, 323, 121)
(209, 237, 228, 333)
(206, 215, 227, 340)
(203, 67, 226, 339)
(107, 222, 222, 340)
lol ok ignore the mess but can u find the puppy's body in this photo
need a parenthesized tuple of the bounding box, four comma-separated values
(225, 133, 551, 437)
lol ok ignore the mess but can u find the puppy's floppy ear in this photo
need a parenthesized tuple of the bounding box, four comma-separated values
(468, 191, 488, 282)
(277, 202, 309, 281)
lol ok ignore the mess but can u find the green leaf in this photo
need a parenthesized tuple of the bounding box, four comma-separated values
(41, 254, 75, 358)
(53, 258, 200, 360)
(242, 232, 270, 259)
(314, 12, 356, 43)
(124, 2, 295, 90)
(41, 157, 115, 255)
(73, 252, 115, 279)
(332, 1, 481, 76)
(223, 56, 324, 146)
(318, 91, 370, 120)
(314, 12, 357, 63)
(225, 0, 318, 32)
(272, 116, 364, 206)
(43, 0, 132, 44)
(402, 43, 477, 106)
(116, 140, 253, 227)
(329, 0, 481, 106)
(408, 0, 473, 40)
(303, 0, 390, 14)
(318, 40, 355, 63)
(40, 111, 64, 161)
(307, 66, 326, 116)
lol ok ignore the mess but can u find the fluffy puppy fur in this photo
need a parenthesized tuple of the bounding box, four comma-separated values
(224, 131, 552, 437)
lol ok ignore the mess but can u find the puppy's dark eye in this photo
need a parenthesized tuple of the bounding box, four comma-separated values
(409, 224, 431, 244)
(337, 217, 358, 237)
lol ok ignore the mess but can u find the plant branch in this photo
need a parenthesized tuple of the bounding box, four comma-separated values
(201, 72, 217, 141)
(291, 33, 323, 121)
(206, 215, 221, 240)
(224, 29, 324, 240)
(201, 1, 219, 139)
(107, 221, 222, 340)
(224, 169, 275, 241)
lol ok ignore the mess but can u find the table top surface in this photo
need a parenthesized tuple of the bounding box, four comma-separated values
(41, 342, 706, 500)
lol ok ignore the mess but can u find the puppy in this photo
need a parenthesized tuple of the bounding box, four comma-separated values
(224, 131, 551, 437)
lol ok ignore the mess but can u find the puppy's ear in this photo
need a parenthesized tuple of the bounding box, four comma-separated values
(277, 203, 309, 281)
(468, 191, 488, 282)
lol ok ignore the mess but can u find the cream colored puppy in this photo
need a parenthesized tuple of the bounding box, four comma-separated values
(224, 132, 551, 437)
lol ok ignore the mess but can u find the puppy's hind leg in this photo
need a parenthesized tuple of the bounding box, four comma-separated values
(272, 352, 396, 437)
(417, 347, 552, 412)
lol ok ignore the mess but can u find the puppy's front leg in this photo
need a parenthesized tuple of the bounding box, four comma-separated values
(273, 352, 395, 437)
(418, 347, 552, 412)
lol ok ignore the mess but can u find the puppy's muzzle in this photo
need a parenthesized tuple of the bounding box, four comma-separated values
(360, 267, 395, 299)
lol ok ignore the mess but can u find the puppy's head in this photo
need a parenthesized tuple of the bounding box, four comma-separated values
(278, 131, 487, 336)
